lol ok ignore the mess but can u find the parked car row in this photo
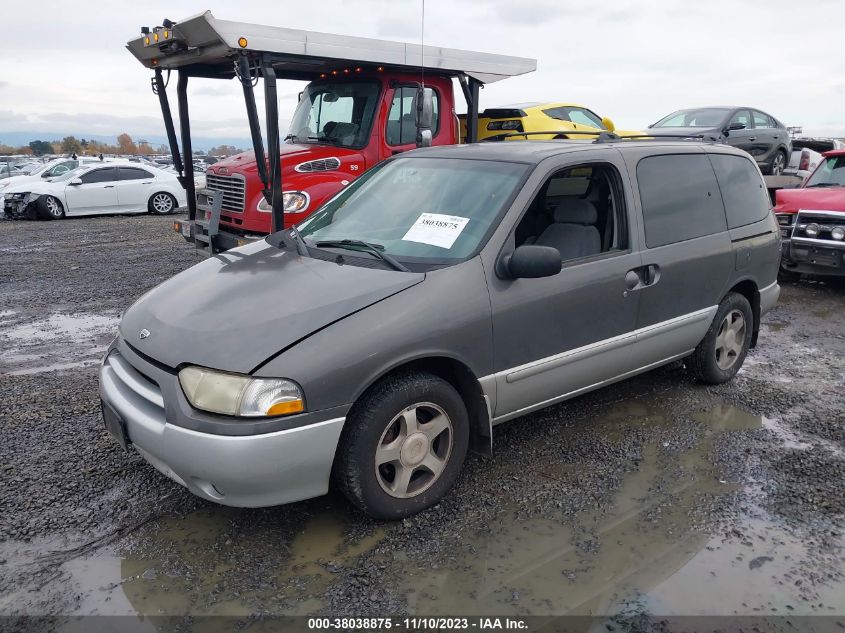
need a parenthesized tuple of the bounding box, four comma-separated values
(2, 162, 187, 220)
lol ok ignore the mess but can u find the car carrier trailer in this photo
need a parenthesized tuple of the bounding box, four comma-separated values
(127, 11, 536, 256)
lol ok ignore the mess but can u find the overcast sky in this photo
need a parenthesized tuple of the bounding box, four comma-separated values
(1, 0, 843, 144)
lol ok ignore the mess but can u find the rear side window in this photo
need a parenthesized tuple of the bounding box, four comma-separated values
(709, 154, 770, 228)
(119, 167, 153, 180)
(80, 167, 117, 184)
(637, 154, 727, 248)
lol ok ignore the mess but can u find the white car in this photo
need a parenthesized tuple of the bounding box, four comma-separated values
(785, 137, 845, 180)
(2, 162, 186, 220)
(0, 157, 105, 191)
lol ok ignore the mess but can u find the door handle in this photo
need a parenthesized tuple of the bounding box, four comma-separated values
(748, 137, 756, 141)
(103, 185, 115, 188)
(625, 264, 660, 292)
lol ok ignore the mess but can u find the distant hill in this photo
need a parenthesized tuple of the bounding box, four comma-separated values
(0, 131, 253, 153)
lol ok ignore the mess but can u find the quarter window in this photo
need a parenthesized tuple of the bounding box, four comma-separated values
(637, 154, 727, 248)
(730, 110, 751, 128)
(709, 154, 770, 229)
(80, 167, 117, 184)
(386, 87, 439, 146)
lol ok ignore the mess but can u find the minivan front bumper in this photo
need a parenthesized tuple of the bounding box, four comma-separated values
(98, 342, 346, 508)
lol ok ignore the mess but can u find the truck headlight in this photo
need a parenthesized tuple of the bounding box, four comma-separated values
(804, 223, 820, 238)
(178, 366, 305, 417)
(256, 191, 310, 214)
(831, 226, 845, 241)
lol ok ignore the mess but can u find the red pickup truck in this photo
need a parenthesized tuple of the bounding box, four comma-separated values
(773, 149, 845, 279)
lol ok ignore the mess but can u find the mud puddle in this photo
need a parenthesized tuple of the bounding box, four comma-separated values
(400, 402, 844, 616)
(0, 311, 118, 374)
(9, 401, 845, 621)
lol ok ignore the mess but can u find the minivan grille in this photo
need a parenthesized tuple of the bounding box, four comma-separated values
(295, 157, 340, 173)
(205, 173, 246, 213)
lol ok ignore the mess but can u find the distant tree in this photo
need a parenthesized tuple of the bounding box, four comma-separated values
(80, 138, 89, 150)
(28, 140, 53, 156)
(209, 144, 240, 157)
(137, 140, 153, 155)
(61, 136, 83, 154)
(157, 144, 169, 154)
(116, 133, 137, 154)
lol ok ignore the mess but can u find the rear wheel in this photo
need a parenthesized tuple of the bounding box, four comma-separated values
(148, 192, 177, 215)
(333, 371, 469, 519)
(686, 293, 753, 384)
(767, 150, 786, 176)
(36, 195, 64, 220)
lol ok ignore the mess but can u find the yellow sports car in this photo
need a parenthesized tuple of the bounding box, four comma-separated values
(462, 102, 639, 141)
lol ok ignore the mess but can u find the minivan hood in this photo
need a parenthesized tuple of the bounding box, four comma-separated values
(120, 241, 424, 374)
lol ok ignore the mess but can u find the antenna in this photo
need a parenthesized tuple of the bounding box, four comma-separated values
(420, 0, 425, 89)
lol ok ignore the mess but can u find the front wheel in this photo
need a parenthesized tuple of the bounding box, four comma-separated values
(36, 195, 65, 220)
(686, 293, 753, 384)
(333, 371, 469, 519)
(148, 192, 177, 215)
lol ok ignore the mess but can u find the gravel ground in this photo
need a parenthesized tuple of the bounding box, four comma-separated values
(1, 214, 844, 632)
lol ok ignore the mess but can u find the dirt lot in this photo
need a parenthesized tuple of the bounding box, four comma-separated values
(1, 214, 844, 632)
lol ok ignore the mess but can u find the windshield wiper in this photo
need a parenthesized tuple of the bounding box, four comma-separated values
(805, 182, 840, 188)
(314, 239, 410, 272)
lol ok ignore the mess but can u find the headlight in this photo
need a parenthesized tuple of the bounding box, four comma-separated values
(831, 226, 845, 241)
(804, 223, 820, 238)
(256, 191, 310, 214)
(178, 366, 305, 417)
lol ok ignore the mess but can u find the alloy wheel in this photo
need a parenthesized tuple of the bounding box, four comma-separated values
(772, 153, 785, 176)
(374, 402, 454, 499)
(715, 309, 746, 370)
(152, 193, 174, 213)
(46, 196, 62, 218)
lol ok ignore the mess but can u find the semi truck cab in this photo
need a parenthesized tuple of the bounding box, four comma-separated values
(204, 72, 456, 241)
(127, 11, 536, 255)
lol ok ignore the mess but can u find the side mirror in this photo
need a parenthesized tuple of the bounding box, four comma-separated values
(728, 122, 746, 131)
(601, 116, 616, 133)
(498, 245, 562, 280)
(69, 178, 82, 186)
(415, 87, 434, 148)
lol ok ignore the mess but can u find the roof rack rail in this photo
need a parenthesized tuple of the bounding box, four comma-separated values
(480, 131, 714, 143)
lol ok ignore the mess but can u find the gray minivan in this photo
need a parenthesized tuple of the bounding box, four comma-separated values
(100, 140, 780, 519)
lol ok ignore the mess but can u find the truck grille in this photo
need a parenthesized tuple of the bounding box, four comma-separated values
(205, 173, 246, 213)
(793, 210, 845, 243)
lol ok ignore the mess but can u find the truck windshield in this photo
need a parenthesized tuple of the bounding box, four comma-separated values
(805, 155, 845, 188)
(287, 81, 380, 149)
(297, 157, 529, 267)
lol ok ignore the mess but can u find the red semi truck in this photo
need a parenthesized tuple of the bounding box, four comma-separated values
(128, 11, 535, 255)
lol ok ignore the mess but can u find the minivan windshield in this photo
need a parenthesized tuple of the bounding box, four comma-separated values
(297, 157, 528, 267)
(653, 108, 731, 128)
(286, 81, 380, 149)
(804, 155, 845, 188)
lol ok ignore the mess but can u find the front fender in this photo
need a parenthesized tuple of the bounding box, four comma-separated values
(255, 257, 494, 413)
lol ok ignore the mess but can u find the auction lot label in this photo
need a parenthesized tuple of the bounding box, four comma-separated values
(402, 213, 470, 249)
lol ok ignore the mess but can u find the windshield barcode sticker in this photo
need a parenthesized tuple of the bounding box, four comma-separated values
(402, 213, 470, 249)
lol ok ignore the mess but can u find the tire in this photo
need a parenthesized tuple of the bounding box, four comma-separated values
(148, 192, 177, 215)
(778, 266, 801, 283)
(686, 293, 754, 384)
(36, 195, 65, 220)
(332, 371, 469, 520)
(766, 150, 786, 176)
